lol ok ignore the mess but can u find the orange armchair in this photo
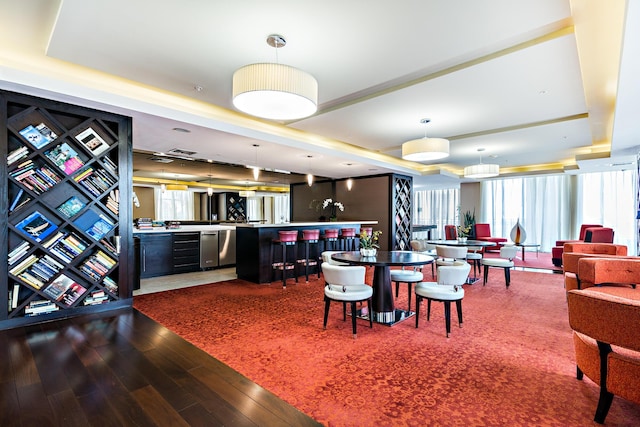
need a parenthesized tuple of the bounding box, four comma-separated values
(567, 287, 640, 423)
(564, 256, 638, 293)
(562, 242, 628, 276)
(473, 223, 507, 250)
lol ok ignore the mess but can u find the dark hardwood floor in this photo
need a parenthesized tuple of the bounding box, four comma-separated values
(0, 308, 322, 427)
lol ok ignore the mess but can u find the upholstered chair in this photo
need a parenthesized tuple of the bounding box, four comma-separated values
(551, 223, 603, 267)
(564, 257, 640, 292)
(465, 245, 484, 280)
(415, 261, 471, 337)
(321, 251, 349, 266)
(390, 251, 425, 312)
(480, 245, 519, 288)
(567, 287, 640, 423)
(435, 245, 468, 267)
(411, 239, 436, 278)
(562, 242, 628, 276)
(473, 223, 507, 250)
(321, 262, 373, 338)
(444, 225, 458, 240)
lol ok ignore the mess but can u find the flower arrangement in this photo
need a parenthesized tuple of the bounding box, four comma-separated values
(359, 229, 382, 249)
(322, 198, 344, 220)
(457, 224, 471, 238)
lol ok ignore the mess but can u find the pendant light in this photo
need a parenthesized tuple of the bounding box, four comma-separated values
(464, 148, 500, 179)
(232, 34, 318, 120)
(207, 161, 214, 196)
(252, 144, 260, 181)
(401, 118, 450, 161)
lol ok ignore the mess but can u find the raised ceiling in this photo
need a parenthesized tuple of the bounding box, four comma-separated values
(0, 0, 637, 190)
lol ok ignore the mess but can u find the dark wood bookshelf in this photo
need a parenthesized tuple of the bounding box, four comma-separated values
(1, 90, 133, 330)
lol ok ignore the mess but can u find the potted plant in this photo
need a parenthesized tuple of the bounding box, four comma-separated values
(359, 229, 382, 256)
(457, 224, 471, 242)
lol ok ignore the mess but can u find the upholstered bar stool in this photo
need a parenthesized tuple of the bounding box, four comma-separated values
(339, 228, 357, 251)
(297, 229, 321, 282)
(271, 230, 299, 288)
(322, 228, 340, 252)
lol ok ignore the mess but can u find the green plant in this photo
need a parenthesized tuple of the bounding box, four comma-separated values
(359, 229, 382, 249)
(462, 208, 476, 238)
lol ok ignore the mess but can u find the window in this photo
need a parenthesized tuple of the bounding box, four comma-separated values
(413, 188, 459, 240)
(154, 189, 194, 221)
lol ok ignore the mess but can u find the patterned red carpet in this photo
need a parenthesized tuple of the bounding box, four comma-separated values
(134, 269, 640, 426)
(482, 249, 561, 271)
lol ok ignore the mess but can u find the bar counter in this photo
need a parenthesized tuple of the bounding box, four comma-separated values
(235, 221, 377, 284)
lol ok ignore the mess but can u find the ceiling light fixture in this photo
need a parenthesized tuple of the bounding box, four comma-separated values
(305, 155, 314, 186)
(464, 148, 500, 179)
(207, 162, 214, 196)
(232, 34, 318, 120)
(401, 118, 450, 161)
(345, 163, 354, 191)
(252, 144, 260, 181)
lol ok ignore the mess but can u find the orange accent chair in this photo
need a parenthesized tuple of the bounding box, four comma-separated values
(551, 223, 604, 267)
(564, 257, 639, 292)
(562, 242, 628, 277)
(473, 223, 507, 250)
(567, 286, 640, 423)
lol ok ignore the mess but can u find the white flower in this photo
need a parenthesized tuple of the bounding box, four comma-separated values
(322, 198, 333, 209)
(335, 202, 344, 212)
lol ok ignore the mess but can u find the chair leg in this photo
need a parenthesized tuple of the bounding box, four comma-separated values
(444, 301, 451, 338)
(350, 301, 358, 338)
(367, 299, 373, 328)
(395, 281, 399, 298)
(427, 299, 432, 321)
(594, 389, 614, 424)
(431, 263, 435, 279)
(342, 302, 347, 321)
(415, 296, 421, 327)
(483, 265, 489, 285)
(323, 297, 331, 329)
(576, 366, 583, 380)
(455, 299, 463, 327)
(407, 283, 413, 312)
(505, 267, 511, 288)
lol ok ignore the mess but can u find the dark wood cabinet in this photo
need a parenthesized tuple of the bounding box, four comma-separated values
(139, 233, 173, 278)
(1, 90, 133, 329)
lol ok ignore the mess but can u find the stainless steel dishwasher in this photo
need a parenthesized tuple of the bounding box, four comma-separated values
(200, 231, 219, 269)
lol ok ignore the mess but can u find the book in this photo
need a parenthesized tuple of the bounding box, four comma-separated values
(19, 125, 47, 149)
(8, 146, 29, 165)
(9, 189, 25, 212)
(74, 210, 115, 241)
(43, 274, 77, 301)
(15, 210, 58, 243)
(45, 142, 84, 175)
(57, 196, 86, 218)
(61, 282, 87, 307)
(76, 127, 109, 155)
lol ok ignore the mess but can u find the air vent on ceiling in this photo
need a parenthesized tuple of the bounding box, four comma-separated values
(168, 148, 197, 156)
(149, 156, 174, 163)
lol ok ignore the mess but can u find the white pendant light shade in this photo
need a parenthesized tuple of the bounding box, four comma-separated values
(306, 173, 314, 186)
(239, 190, 256, 197)
(463, 163, 500, 179)
(207, 187, 214, 196)
(402, 137, 450, 161)
(233, 63, 318, 120)
(464, 147, 500, 179)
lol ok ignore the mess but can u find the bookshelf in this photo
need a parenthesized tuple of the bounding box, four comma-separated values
(1, 90, 133, 329)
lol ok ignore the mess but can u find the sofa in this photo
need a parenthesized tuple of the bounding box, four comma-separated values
(551, 224, 610, 267)
(567, 286, 640, 423)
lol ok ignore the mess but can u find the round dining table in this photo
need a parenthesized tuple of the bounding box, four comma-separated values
(331, 251, 434, 326)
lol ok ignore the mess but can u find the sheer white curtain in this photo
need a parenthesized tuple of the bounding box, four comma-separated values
(413, 188, 459, 239)
(479, 170, 636, 254)
(577, 171, 636, 252)
(154, 189, 194, 221)
(246, 197, 261, 222)
(273, 194, 290, 224)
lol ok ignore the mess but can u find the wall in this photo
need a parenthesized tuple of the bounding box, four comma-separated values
(291, 175, 395, 250)
(133, 186, 155, 219)
(460, 182, 481, 222)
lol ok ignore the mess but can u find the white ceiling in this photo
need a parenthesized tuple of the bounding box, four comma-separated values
(0, 0, 638, 190)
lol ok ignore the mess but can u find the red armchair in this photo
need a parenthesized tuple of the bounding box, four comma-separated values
(551, 224, 609, 267)
(444, 225, 457, 240)
(473, 223, 507, 250)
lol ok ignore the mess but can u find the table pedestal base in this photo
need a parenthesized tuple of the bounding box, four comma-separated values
(355, 308, 414, 326)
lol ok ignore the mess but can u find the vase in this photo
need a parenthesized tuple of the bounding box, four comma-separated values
(510, 219, 526, 244)
(360, 248, 377, 257)
(457, 237, 467, 243)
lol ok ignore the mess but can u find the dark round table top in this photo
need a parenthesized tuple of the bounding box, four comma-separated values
(331, 251, 434, 267)
(426, 239, 497, 247)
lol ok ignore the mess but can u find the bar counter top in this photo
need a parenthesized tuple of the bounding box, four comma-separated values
(233, 220, 378, 229)
(133, 224, 236, 234)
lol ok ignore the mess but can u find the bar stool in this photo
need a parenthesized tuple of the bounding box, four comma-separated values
(339, 228, 357, 251)
(297, 229, 321, 282)
(271, 230, 299, 288)
(322, 228, 340, 252)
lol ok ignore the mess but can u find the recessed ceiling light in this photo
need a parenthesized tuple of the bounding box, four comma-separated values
(172, 127, 191, 133)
